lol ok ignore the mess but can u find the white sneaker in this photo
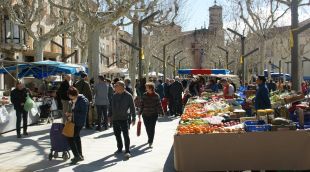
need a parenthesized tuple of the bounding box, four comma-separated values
(124, 153, 131, 159)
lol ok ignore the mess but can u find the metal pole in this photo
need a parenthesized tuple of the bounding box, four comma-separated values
(226, 52, 228, 69)
(138, 11, 160, 81)
(163, 45, 166, 80)
(162, 38, 177, 80)
(241, 37, 245, 84)
(179, 57, 186, 70)
(173, 54, 176, 78)
(138, 21, 143, 80)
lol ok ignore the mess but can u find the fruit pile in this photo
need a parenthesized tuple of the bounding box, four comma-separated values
(177, 123, 243, 135)
(177, 99, 244, 135)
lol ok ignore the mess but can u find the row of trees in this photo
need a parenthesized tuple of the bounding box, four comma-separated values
(1, 0, 184, 81)
(217, 0, 309, 90)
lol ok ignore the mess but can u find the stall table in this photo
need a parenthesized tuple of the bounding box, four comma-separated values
(0, 102, 41, 134)
(174, 131, 310, 171)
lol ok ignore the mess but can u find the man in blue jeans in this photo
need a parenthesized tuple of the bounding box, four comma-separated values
(109, 81, 136, 159)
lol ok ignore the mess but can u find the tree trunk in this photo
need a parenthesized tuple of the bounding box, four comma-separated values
(291, 0, 301, 92)
(87, 29, 100, 80)
(33, 40, 46, 61)
(80, 47, 88, 64)
(258, 39, 266, 76)
(130, 22, 139, 96)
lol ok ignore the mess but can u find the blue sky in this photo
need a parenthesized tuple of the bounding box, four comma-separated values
(183, 0, 310, 32)
(182, 0, 222, 31)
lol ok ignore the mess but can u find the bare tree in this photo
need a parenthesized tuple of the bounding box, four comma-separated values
(121, 0, 181, 90)
(235, 0, 291, 76)
(4, 0, 77, 61)
(275, 0, 310, 91)
(49, 0, 139, 79)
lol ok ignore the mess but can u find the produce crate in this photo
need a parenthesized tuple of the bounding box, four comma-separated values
(270, 124, 297, 131)
(244, 120, 270, 132)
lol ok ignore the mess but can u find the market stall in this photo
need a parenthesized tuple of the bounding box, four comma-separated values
(0, 60, 87, 134)
(174, 95, 310, 171)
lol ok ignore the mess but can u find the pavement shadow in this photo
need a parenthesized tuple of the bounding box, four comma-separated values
(72, 154, 120, 171)
(163, 145, 176, 172)
(94, 131, 115, 139)
(131, 143, 151, 157)
(158, 116, 178, 123)
(71, 143, 151, 172)
(79, 127, 114, 138)
(23, 159, 72, 172)
(0, 128, 50, 144)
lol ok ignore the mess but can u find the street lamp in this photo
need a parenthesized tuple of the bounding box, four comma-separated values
(227, 28, 246, 83)
(173, 50, 183, 78)
(138, 10, 160, 80)
(163, 38, 177, 79)
(217, 46, 229, 69)
(179, 57, 187, 70)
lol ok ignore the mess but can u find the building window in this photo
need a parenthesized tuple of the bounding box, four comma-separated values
(4, 15, 23, 44)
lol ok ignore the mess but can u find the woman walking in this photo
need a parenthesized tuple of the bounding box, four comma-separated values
(66, 87, 89, 165)
(139, 82, 164, 148)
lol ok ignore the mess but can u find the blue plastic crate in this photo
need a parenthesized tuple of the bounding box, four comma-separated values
(244, 120, 271, 132)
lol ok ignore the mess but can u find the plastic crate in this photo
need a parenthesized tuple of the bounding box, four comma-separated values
(244, 120, 270, 132)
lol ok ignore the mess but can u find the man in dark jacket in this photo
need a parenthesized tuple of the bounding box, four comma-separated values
(254, 76, 271, 110)
(75, 73, 92, 128)
(11, 82, 29, 138)
(57, 74, 71, 123)
(169, 77, 184, 116)
(110, 81, 136, 159)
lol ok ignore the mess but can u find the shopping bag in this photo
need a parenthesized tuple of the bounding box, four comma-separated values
(62, 121, 75, 137)
(24, 94, 34, 111)
(137, 115, 142, 136)
(0, 106, 9, 123)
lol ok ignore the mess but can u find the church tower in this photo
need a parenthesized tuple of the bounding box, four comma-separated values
(208, 0, 223, 31)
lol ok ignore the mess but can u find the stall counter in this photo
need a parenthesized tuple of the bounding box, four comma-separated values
(0, 102, 41, 134)
(174, 131, 310, 171)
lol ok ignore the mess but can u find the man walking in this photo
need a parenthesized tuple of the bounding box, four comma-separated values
(75, 72, 93, 128)
(110, 81, 136, 159)
(169, 77, 184, 116)
(57, 74, 71, 123)
(11, 82, 29, 138)
(94, 75, 111, 131)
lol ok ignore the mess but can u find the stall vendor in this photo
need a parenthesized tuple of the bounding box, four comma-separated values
(221, 79, 234, 99)
(207, 79, 219, 92)
(10, 81, 30, 138)
(254, 76, 271, 110)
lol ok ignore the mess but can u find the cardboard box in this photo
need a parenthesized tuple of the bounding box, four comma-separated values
(174, 131, 310, 171)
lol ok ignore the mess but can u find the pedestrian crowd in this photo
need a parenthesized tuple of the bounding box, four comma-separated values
(10, 72, 310, 164)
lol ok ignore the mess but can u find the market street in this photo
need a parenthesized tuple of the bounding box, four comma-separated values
(0, 117, 178, 172)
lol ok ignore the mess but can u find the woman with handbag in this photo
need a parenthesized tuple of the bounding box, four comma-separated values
(65, 87, 89, 165)
(139, 82, 164, 148)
